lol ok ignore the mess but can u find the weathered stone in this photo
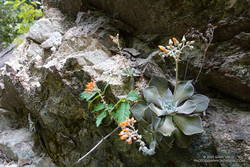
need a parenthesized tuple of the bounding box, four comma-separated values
(41, 32, 63, 49)
(27, 18, 63, 43)
(0, 109, 56, 167)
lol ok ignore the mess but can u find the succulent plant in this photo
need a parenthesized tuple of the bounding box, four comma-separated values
(131, 77, 209, 150)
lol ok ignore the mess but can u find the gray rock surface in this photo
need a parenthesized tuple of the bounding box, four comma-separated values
(27, 18, 63, 44)
(48, 0, 250, 102)
(0, 109, 56, 167)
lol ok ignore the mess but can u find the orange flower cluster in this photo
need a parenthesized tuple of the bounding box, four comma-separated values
(158, 37, 179, 54)
(118, 118, 137, 144)
(84, 81, 96, 92)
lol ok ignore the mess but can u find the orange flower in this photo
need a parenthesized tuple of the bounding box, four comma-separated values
(120, 135, 127, 140)
(126, 138, 132, 144)
(158, 45, 169, 53)
(122, 128, 129, 132)
(84, 81, 96, 92)
(119, 121, 129, 128)
(172, 37, 179, 45)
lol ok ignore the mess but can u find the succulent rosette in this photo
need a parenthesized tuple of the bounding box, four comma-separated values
(131, 77, 209, 148)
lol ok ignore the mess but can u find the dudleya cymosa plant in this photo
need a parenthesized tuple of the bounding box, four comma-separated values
(131, 36, 209, 155)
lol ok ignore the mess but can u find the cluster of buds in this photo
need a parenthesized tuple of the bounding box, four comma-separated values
(109, 33, 122, 51)
(84, 81, 96, 92)
(119, 117, 139, 144)
(158, 36, 195, 61)
(118, 118, 156, 155)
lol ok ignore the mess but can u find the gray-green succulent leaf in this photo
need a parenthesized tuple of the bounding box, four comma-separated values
(174, 80, 194, 105)
(176, 100, 196, 114)
(190, 94, 209, 112)
(143, 87, 162, 108)
(162, 88, 173, 102)
(149, 76, 169, 96)
(149, 103, 167, 116)
(157, 116, 176, 136)
(131, 102, 152, 122)
(173, 115, 204, 135)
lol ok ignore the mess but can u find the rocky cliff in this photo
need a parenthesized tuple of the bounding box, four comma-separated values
(0, 1, 250, 167)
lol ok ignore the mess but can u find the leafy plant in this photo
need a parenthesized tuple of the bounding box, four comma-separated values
(0, 0, 42, 47)
(0, 0, 18, 47)
(80, 81, 140, 127)
(6, 0, 43, 34)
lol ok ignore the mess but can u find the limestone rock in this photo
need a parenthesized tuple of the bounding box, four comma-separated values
(27, 18, 63, 43)
(41, 32, 63, 49)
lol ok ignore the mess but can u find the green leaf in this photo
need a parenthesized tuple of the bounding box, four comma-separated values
(92, 103, 105, 112)
(174, 128, 192, 148)
(176, 100, 196, 114)
(149, 76, 169, 96)
(157, 116, 176, 136)
(143, 87, 162, 108)
(174, 80, 194, 104)
(106, 104, 114, 112)
(96, 111, 107, 127)
(173, 115, 204, 135)
(115, 101, 130, 123)
(190, 94, 209, 112)
(126, 90, 140, 101)
(80, 91, 97, 101)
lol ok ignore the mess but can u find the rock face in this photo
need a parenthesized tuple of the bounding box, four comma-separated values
(0, 3, 250, 167)
(0, 109, 56, 167)
(89, 0, 250, 102)
(45, 0, 250, 102)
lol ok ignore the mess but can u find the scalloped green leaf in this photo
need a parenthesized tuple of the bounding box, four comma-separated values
(174, 80, 194, 104)
(80, 91, 97, 101)
(126, 90, 140, 101)
(96, 111, 107, 127)
(176, 100, 196, 114)
(92, 103, 105, 112)
(143, 87, 162, 108)
(173, 115, 204, 135)
(157, 116, 176, 136)
(190, 94, 209, 112)
(115, 101, 130, 123)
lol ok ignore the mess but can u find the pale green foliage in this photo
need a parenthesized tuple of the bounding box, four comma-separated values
(6, 0, 43, 34)
(0, 0, 18, 47)
(0, 0, 42, 47)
